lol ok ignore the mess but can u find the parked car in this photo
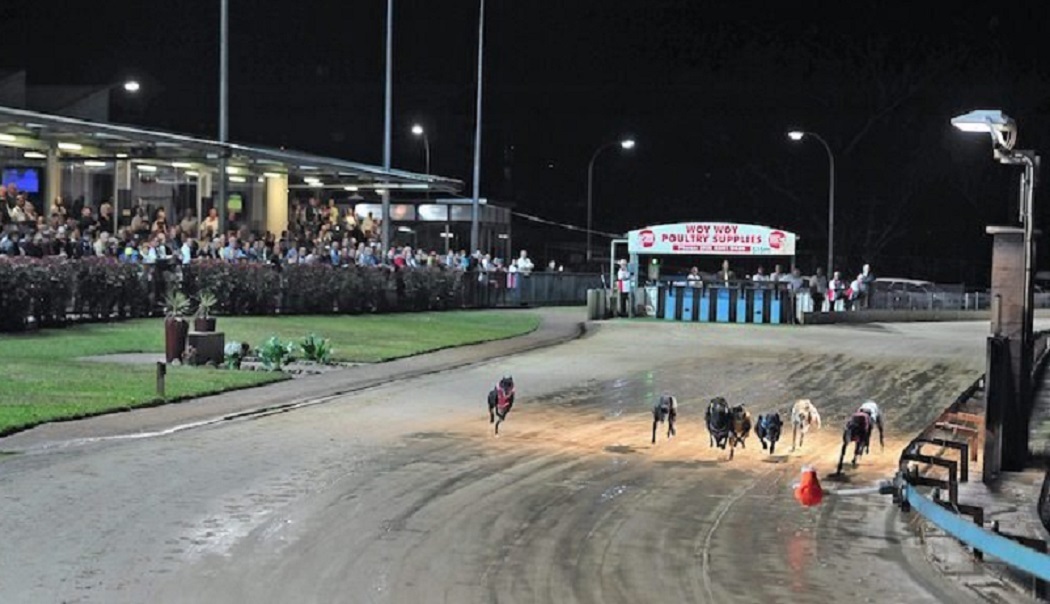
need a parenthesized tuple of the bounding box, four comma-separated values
(872, 278, 962, 310)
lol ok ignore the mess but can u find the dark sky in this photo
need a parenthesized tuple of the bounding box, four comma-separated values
(6, 1, 1050, 279)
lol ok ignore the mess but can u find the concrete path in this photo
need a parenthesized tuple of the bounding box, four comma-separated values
(0, 308, 585, 452)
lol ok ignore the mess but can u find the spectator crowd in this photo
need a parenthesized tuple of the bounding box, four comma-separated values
(1, 185, 552, 280)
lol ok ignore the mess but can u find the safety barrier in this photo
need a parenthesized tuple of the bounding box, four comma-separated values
(892, 373, 1050, 598)
(901, 483, 1050, 584)
(656, 284, 794, 324)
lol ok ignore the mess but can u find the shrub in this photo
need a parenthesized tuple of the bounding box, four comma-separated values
(224, 341, 251, 370)
(0, 257, 33, 331)
(0, 257, 480, 333)
(300, 333, 333, 364)
(257, 336, 296, 371)
(280, 264, 340, 314)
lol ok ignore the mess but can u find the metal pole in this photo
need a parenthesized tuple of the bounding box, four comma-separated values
(803, 133, 835, 277)
(586, 143, 614, 264)
(423, 133, 431, 179)
(381, 0, 393, 256)
(217, 0, 229, 235)
(1022, 156, 1038, 381)
(470, 0, 485, 255)
(587, 153, 596, 264)
(827, 143, 835, 278)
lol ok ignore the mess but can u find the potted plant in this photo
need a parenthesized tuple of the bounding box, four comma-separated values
(194, 290, 218, 332)
(163, 289, 191, 364)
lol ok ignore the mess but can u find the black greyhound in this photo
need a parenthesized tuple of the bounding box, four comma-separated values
(651, 394, 678, 444)
(487, 376, 516, 435)
(754, 412, 783, 455)
(705, 397, 732, 451)
(836, 412, 873, 474)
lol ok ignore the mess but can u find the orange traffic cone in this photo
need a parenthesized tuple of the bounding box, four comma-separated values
(794, 466, 824, 507)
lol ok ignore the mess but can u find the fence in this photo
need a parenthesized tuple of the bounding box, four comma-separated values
(462, 271, 600, 308)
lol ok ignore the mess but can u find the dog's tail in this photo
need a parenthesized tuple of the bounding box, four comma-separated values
(811, 407, 822, 430)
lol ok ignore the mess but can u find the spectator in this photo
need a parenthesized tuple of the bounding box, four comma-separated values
(828, 271, 847, 311)
(752, 266, 768, 282)
(616, 259, 632, 316)
(98, 202, 114, 234)
(7, 195, 27, 224)
(50, 196, 67, 220)
(517, 250, 534, 276)
(858, 263, 876, 309)
(361, 212, 375, 238)
(717, 259, 735, 284)
(201, 207, 220, 239)
(79, 206, 97, 232)
(179, 209, 198, 237)
(811, 267, 828, 312)
(687, 266, 702, 284)
(327, 199, 340, 226)
(770, 264, 785, 282)
(784, 267, 804, 292)
(130, 207, 149, 236)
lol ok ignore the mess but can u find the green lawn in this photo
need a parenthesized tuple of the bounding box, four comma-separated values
(0, 310, 540, 437)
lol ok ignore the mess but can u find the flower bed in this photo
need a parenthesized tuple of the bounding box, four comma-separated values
(0, 257, 472, 332)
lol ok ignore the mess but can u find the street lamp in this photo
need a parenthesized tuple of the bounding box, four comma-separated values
(788, 130, 835, 277)
(586, 137, 635, 262)
(952, 108, 1038, 370)
(957, 111, 1037, 474)
(411, 124, 431, 178)
(122, 80, 141, 93)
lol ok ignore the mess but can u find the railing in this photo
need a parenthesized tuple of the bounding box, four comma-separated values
(452, 271, 602, 308)
(1040, 472, 1050, 536)
(890, 371, 1050, 597)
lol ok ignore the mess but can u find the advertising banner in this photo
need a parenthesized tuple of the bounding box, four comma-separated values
(628, 222, 797, 256)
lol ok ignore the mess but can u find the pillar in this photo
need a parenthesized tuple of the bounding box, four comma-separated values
(984, 225, 1033, 479)
(115, 160, 132, 229)
(265, 174, 288, 237)
(45, 147, 61, 210)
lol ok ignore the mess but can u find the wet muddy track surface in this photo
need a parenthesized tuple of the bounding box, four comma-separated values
(0, 321, 1021, 603)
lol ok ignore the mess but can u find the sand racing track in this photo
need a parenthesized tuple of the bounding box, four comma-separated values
(0, 319, 1026, 603)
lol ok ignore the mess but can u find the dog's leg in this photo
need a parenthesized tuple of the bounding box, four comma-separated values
(652, 419, 658, 445)
(792, 423, 798, 451)
(837, 440, 848, 475)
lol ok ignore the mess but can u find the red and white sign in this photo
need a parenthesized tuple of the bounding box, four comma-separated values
(627, 222, 797, 256)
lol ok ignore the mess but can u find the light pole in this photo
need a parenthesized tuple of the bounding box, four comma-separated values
(470, 0, 486, 255)
(586, 138, 635, 263)
(952, 109, 1040, 474)
(788, 130, 835, 277)
(381, 0, 394, 256)
(217, 0, 229, 234)
(411, 124, 431, 178)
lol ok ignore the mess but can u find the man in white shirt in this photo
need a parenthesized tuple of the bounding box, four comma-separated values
(517, 250, 534, 276)
(616, 259, 632, 317)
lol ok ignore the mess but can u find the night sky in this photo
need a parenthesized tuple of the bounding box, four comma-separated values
(6, 1, 1050, 281)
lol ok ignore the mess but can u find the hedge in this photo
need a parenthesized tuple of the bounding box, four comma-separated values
(0, 257, 473, 332)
